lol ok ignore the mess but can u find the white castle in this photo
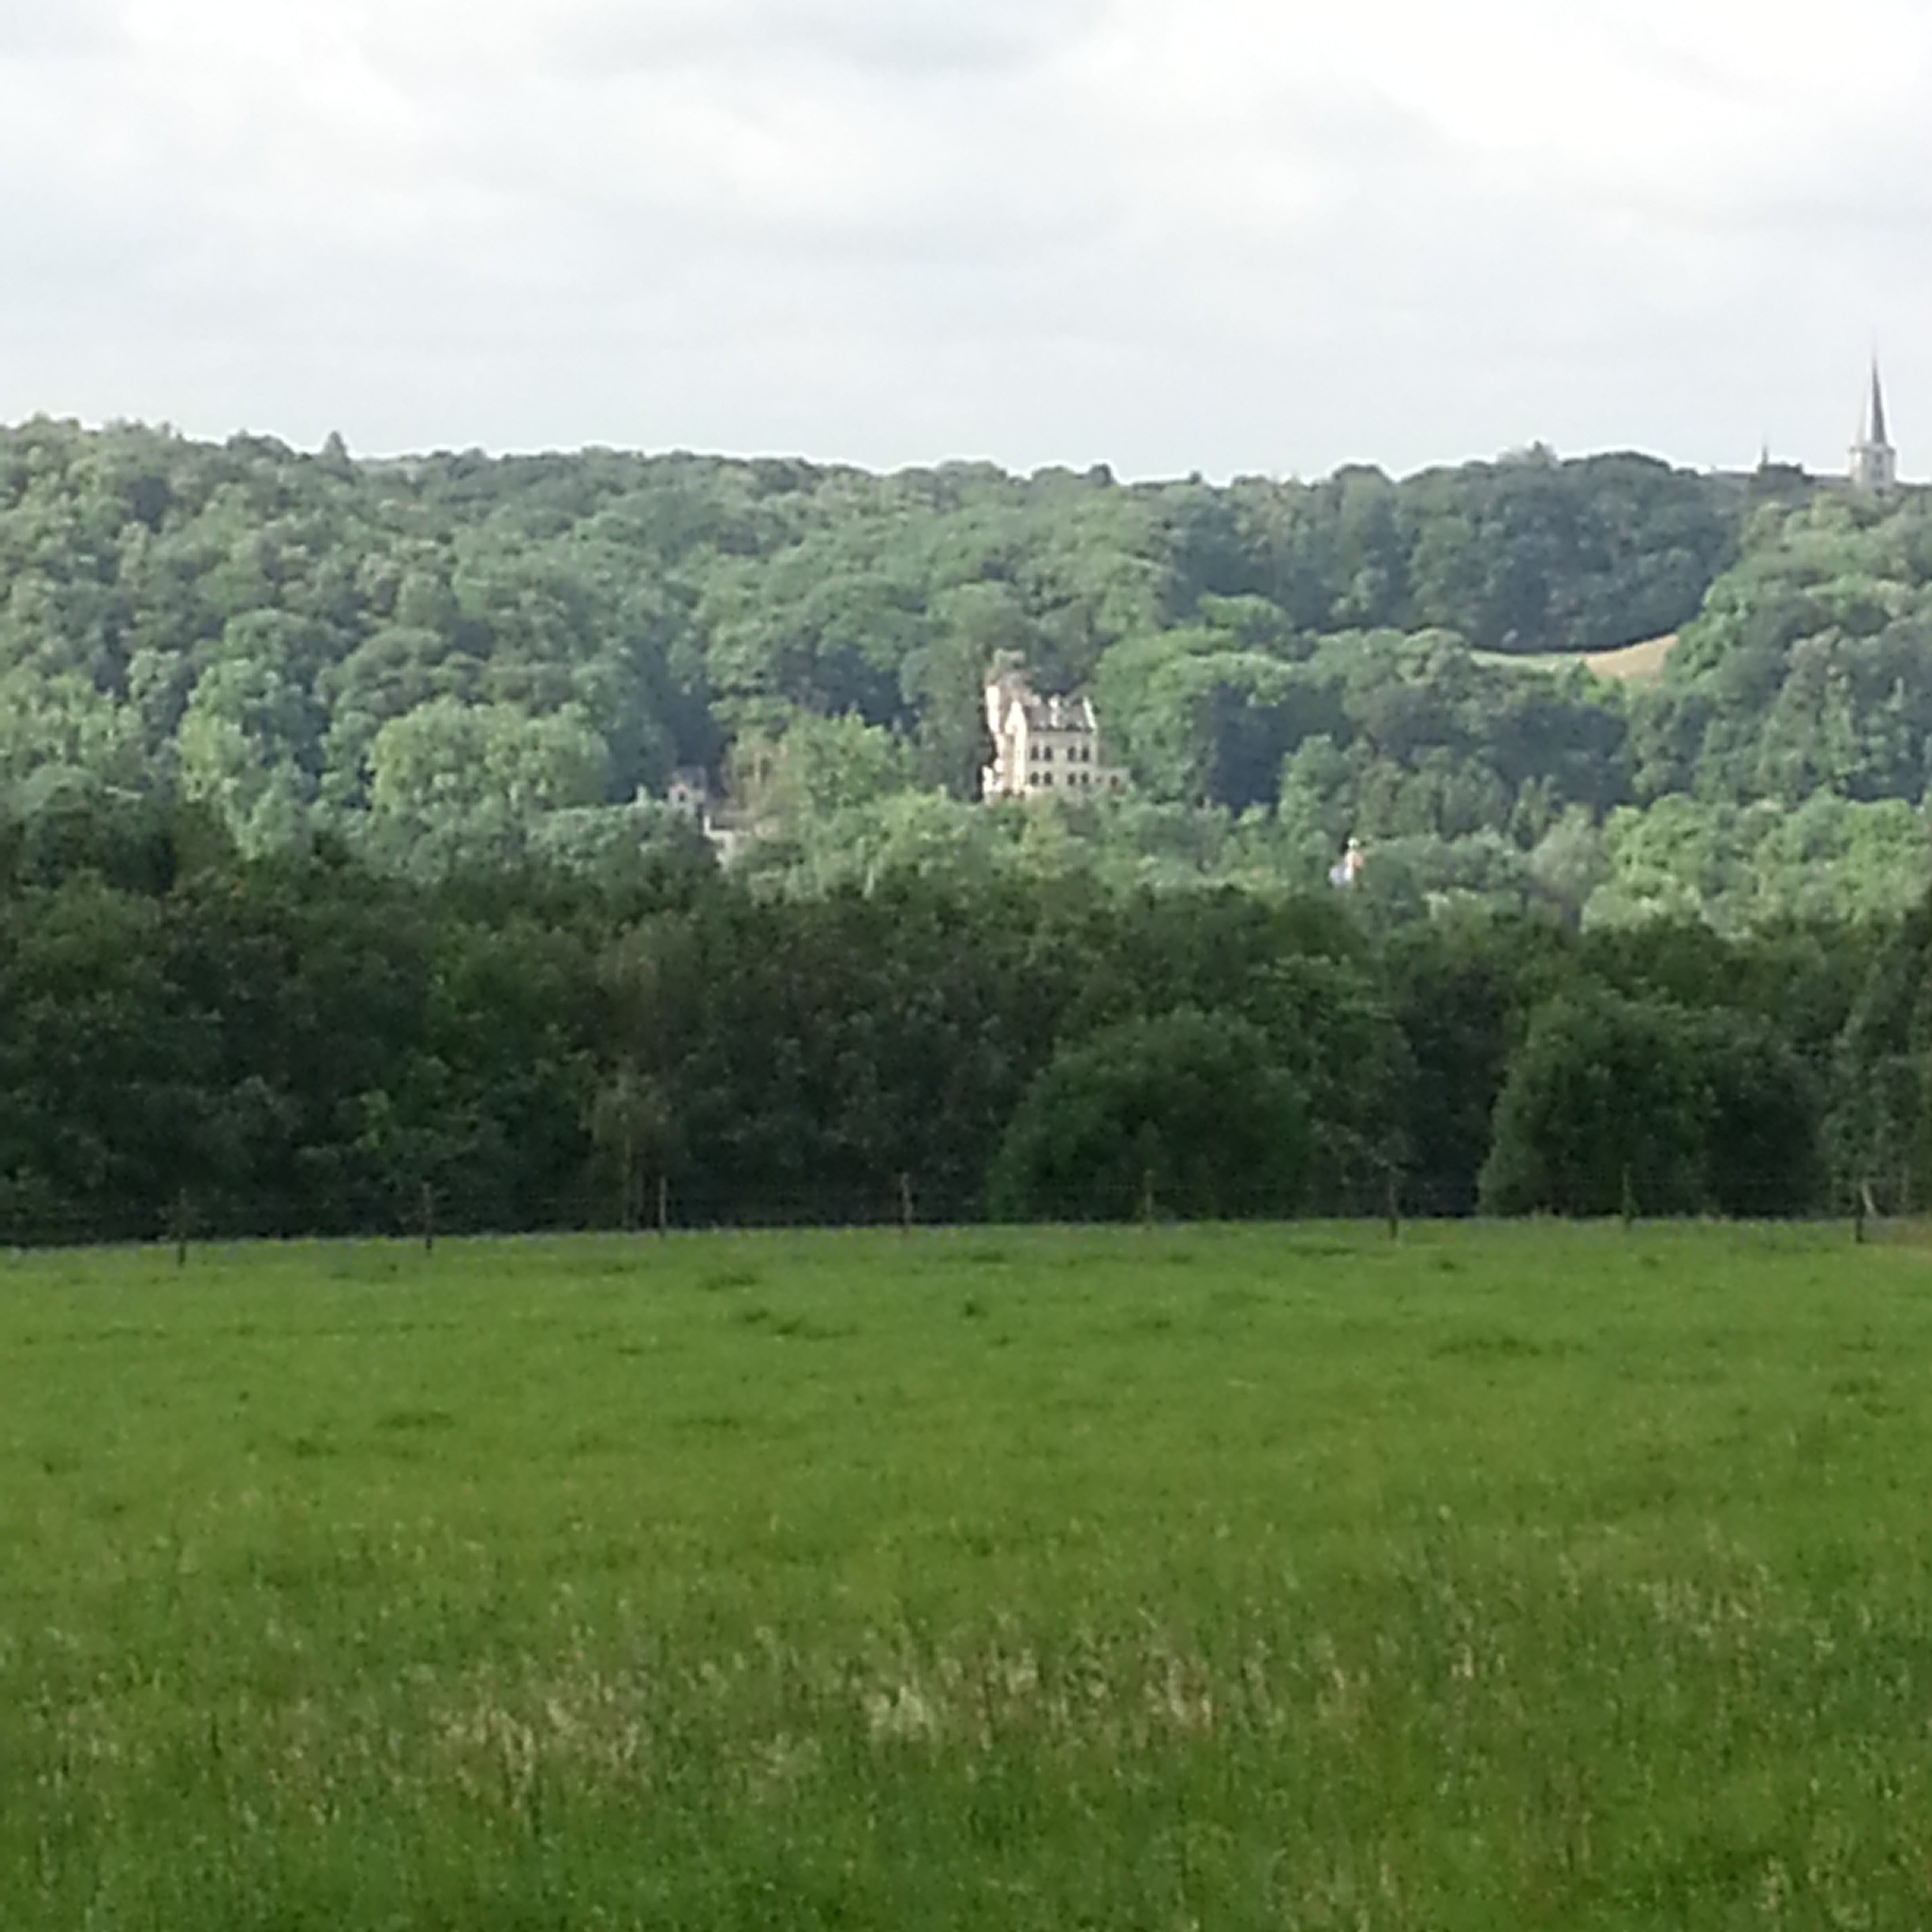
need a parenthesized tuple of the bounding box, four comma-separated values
(981, 668, 1130, 801)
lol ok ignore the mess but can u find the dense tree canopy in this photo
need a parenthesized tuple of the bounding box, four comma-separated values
(986, 1009, 1312, 1222)
(3, 417, 1930, 928)
(0, 784, 1916, 1241)
(12, 421, 1932, 1237)
(1477, 990, 1820, 1217)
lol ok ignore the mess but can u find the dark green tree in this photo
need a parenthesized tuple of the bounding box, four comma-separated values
(987, 1007, 1310, 1222)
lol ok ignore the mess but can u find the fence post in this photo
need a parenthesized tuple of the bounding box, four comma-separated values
(899, 1172, 915, 1235)
(174, 1188, 189, 1270)
(421, 1181, 436, 1256)
(1384, 1166, 1400, 1241)
(657, 1173, 669, 1237)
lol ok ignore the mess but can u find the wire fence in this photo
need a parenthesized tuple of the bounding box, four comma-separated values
(0, 1175, 991, 1253)
(0, 1168, 1908, 1256)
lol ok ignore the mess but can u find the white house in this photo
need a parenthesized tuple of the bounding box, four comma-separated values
(981, 669, 1130, 801)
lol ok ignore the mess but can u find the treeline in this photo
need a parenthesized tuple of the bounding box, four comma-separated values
(8, 416, 1932, 929)
(734, 485, 1932, 928)
(0, 421, 1731, 846)
(3, 793, 1924, 1244)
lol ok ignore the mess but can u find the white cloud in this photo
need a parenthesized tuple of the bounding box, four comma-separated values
(0, 0, 1927, 475)
(541, 0, 1103, 77)
(0, 0, 119, 54)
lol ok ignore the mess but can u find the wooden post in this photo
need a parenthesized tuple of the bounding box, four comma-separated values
(1384, 1166, 1400, 1242)
(899, 1172, 914, 1235)
(1140, 1166, 1156, 1227)
(174, 1189, 189, 1270)
(656, 1172, 669, 1237)
(421, 1181, 436, 1255)
(1620, 1165, 1637, 1230)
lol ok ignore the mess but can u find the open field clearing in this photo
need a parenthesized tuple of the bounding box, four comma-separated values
(1470, 634, 1677, 684)
(1581, 633, 1677, 683)
(4, 1222, 1932, 1929)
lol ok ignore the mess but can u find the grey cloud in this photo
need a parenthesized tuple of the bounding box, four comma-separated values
(0, 0, 1926, 486)
(400, 23, 1121, 268)
(544, 0, 1104, 78)
(0, 0, 118, 55)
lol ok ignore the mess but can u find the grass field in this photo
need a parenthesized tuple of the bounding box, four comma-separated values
(4, 1222, 1931, 1929)
(1470, 634, 1676, 684)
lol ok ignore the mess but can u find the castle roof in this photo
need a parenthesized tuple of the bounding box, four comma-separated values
(1019, 691, 1097, 732)
(991, 671, 1096, 734)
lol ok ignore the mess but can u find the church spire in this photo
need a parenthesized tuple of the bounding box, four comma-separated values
(1851, 358, 1898, 492)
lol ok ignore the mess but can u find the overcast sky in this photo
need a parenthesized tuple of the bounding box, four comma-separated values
(2, 0, 1928, 480)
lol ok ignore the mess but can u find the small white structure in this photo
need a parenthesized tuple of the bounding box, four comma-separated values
(1850, 362, 1898, 492)
(656, 767, 762, 863)
(665, 766, 711, 818)
(981, 668, 1130, 801)
(1328, 837, 1365, 888)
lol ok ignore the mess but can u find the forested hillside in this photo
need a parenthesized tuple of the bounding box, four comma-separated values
(8, 410, 1932, 1240)
(3, 417, 1930, 928)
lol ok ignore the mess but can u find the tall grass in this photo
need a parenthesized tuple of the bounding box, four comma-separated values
(2, 1223, 1930, 1927)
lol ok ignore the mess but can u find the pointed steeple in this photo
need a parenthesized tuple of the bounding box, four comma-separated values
(1851, 358, 1898, 492)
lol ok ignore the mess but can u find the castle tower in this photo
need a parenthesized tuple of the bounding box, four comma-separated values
(1850, 361, 1898, 492)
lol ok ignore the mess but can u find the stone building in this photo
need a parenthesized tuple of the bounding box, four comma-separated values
(981, 668, 1130, 801)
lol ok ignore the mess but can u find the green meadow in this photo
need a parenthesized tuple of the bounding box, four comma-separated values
(4, 1223, 1931, 1930)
